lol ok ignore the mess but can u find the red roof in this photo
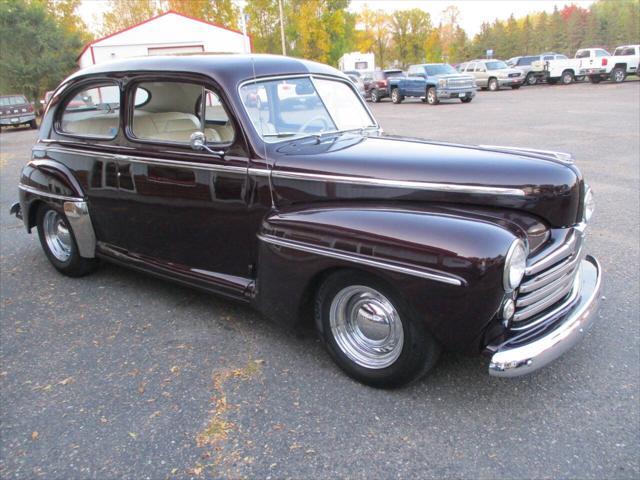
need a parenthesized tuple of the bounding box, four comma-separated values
(77, 10, 252, 62)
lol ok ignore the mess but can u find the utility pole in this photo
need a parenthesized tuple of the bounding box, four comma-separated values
(278, 0, 286, 56)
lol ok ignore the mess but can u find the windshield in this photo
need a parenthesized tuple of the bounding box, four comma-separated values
(240, 76, 376, 142)
(425, 64, 457, 75)
(486, 61, 508, 70)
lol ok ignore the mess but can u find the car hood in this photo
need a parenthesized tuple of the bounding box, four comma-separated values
(268, 134, 582, 228)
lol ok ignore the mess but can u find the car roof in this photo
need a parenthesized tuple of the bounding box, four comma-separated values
(64, 54, 344, 91)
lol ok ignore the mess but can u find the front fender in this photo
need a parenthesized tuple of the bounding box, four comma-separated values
(255, 203, 524, 353)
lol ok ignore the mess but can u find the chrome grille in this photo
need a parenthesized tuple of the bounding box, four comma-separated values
(448, 78, 475, 88)
(513, 229, 583, 325)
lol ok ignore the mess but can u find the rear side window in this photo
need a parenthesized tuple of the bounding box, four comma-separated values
(576, 50, 590, 58)
(59, 84, 120, 138)
(130, 81, 234, 144)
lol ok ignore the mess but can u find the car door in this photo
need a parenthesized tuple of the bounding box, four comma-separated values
(472, 62, 485, 86)
(114, 77, 255, 282)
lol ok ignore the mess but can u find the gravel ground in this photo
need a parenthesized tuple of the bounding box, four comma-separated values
(1, 79, 638, 479)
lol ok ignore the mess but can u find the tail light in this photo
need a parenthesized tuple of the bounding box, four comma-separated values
(27, 104, 34, 112)
(379, 79, 387, 87)
(602, 58, 608, 66)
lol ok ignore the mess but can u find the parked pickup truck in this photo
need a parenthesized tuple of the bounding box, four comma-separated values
(531, 48, 610, 85)
(388, 63, 476, 105)
(581, 44, 640, 83)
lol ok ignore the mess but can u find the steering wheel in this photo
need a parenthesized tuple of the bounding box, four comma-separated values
(298, 115, 330, 133)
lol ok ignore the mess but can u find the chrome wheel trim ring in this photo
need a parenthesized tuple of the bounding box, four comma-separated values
(43, 210, 72, 262)
(329, 285, 404, 369)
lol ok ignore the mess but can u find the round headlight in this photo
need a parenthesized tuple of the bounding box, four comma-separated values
(584, 187, 595, 223)
(503, 239, 528, 292)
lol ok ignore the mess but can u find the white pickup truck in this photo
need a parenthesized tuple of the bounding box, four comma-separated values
(589, 44, 640, 83)
(531, 48, 610, 85)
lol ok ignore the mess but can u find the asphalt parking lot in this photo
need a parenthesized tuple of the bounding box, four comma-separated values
(1, 80, 638, 479)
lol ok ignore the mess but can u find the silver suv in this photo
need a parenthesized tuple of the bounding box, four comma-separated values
(457, 59, 524, 91)
(507, 53, 568, 85)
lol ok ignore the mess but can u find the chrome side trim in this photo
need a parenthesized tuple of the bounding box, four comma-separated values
(258, 234, 464, 286)
(63, 201, 96, 258)
(18, 183, 83, 202)
(271, 170, 526, 197)
(489, 256, 601, 377)
(41, 147, 249, 174)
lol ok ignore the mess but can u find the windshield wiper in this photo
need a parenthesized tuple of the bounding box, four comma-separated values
(262, 132, 301, 138)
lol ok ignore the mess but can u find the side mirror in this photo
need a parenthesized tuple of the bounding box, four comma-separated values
(190, 131, 206, 150)
(190, 131, 225, 157)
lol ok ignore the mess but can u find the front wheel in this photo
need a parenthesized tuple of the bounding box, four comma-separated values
(525, 73, 537, 85)
(391, 88, 402, 104)
(488, 78, 499, 91)
(611, 67, 626, 83)
(370, 89, 381, 103)
(426, 87, 439, 105)
(36, 204, 97, 277)
(315, 271, 440, 388)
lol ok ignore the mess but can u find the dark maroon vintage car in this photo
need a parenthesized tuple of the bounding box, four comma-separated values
(11, 55, 601, 387)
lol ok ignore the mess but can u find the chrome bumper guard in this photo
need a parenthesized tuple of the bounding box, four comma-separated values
(488, 255, 601, 377)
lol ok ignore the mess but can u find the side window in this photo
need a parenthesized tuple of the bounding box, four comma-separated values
(59, 84, 120, 138)
(576, 50, 590, 59)
(130, 81, 234, 144)
(475, 63, 486, 72)
(543, 55, 554, 61)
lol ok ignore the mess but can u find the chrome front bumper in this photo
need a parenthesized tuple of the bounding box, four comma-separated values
(488, 255, 601, 377)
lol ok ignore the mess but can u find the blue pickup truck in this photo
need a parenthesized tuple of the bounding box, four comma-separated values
(388, 63, 477, 105)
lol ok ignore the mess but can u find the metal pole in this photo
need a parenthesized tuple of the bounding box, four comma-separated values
(278, 0, 286, 56)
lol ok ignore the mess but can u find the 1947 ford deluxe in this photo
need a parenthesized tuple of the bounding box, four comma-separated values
(11, 55, 601, 388)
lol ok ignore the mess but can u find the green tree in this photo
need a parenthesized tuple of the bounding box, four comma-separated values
(245, 0, 280, 54)
(390, 8, 431, 67)
(166, 0, 239, 29)
(0, 0, 84, 101)
(101, 0, 158, 35)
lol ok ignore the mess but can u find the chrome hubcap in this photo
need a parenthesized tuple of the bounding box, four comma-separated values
(329, 286, 404, 369)
(615, 71, 624, 81)
(43, 210, 72, 262)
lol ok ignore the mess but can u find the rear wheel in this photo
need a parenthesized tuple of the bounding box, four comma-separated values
(460, 97, 473, 103)
(525, 73, 537, 85)
(370, 89, 381, 103)
(426, 87, 439, 105)
(488, 78, 499, 91)
(391, 88, 403, 104)
(611, 67, 626, 83)
(29, 119, 37, 129)
(36, 204, 97, 277)
(561, 70, 575, 85)
(315, 270, 440, 388)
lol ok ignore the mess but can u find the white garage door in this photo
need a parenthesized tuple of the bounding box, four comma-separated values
(147, 45, 205, 56)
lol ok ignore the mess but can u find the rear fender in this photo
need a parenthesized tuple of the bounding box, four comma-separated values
(255, 203, 523, 353)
